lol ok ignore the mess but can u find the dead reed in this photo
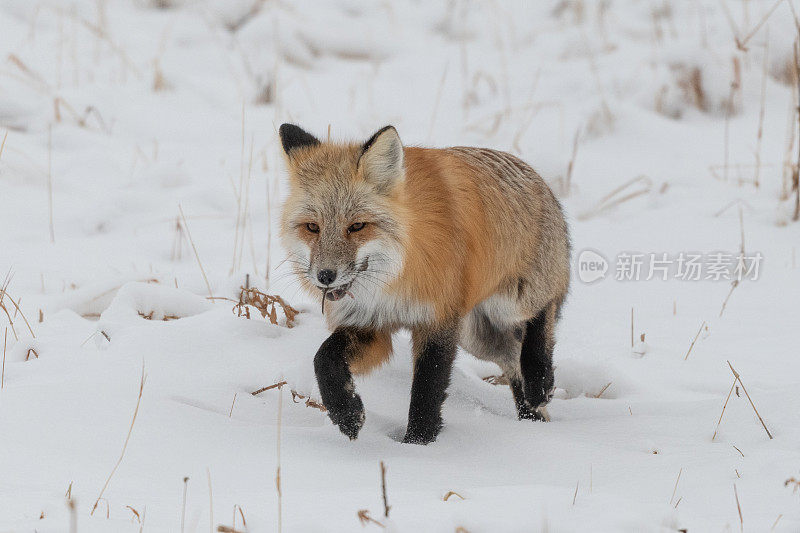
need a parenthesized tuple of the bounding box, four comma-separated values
(669, 468, 683, 506)
(727, 361, 773, 439)
(733, 483, 743, 533)
(380, 461, 390, 518)
(178, 205, 213, 298)
(276, 383, 283, 533)
(2, 328, 6, 389)
(712, 376, 737, 440)
(91, 365, 147, 515)
(683, 321, 707, 361)
(48, 125, 55, 243)
(181, 477, 189, 533)
(233, 287, 299, 328)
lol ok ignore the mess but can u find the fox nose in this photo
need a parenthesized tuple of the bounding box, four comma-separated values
(317, 269, 337, 286)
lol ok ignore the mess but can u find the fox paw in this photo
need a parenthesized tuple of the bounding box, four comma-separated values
(402, 419, 442, 445)
(327, 393, 365, 440)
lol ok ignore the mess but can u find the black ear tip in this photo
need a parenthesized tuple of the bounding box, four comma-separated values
(362, 125, 400, 154)
(279, 123, 320, 154)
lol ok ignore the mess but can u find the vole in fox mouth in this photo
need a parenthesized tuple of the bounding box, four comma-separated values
(279, 123, 570, 444)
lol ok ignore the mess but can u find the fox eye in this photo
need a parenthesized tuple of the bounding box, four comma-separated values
(348, 222, 366, 233)
(305, 222, 319, 233)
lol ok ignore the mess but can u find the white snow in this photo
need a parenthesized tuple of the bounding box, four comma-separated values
(1, 0, 799, 531)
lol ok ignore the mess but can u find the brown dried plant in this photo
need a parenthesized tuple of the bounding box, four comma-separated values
(234, 287, 299, 328)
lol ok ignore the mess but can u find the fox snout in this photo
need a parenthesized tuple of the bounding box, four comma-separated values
(316, 269, 337, 286)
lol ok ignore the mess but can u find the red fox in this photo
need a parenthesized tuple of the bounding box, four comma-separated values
(279, 124, 570, 444)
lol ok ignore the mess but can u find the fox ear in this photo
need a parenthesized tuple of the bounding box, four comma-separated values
(279, 123, 320, 156)
(358, 126, 404, 193)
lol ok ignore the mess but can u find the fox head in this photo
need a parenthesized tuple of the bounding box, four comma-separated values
(279, 124, 408, 303)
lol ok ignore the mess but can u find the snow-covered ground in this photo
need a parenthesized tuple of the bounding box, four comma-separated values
(1, 0, 799, 531)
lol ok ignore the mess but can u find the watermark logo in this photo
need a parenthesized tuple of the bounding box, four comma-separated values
(576, 250, 763, 283)
(577, 249, 609, 283)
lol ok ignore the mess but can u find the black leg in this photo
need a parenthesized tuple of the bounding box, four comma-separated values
(520, 308, 555, 412)
(403, 326, 457, 445)
(314, 328, 372, 440)
(510, 377, 545, 421)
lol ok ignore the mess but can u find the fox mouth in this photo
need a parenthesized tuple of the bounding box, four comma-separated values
(321, 281, 353, 302)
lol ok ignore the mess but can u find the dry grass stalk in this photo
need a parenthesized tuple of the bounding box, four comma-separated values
(426, 61, 450, 143)
(126, 505, 141, 524)
(723, 57, 742, 183)
(583, 31, 613, 124)
(2, 327, 6, 389)
(251, 380, 287, 396)
(178, 205, 213, 298)
(572, 480, 579, 506)
(0, 272, 18, 341)
(48, 125, 55, 243)
(683, 321, 707, 361)
(754, 32, 769, 187)
(181, 477, 189, 533)
(357, 509, 384, 528)
(772, 514, 784, 530)
(677, 66, 706, 111)
(137, 311, 180, 321)
(380, 461, 390, 518)
(786, 477, 800, 494)
(734, 483, 743, 533)
(53, 98, 111, 133)
(91, 365, 147, 515)
(443, 491, 464, 501)
(231, 504, 246, 531)
(232, 106, 246, 274)
(252, 381, 326, 411)
(594, 381, 612, 398)
(719, 280, 739, 317)
(217, 527, 244, 533)
(229, 393, 237, 417)
(0, 130, 7, 161)
(25, 347, 39, 361)
(727, 361, 773, 439)
(577, 175, 652, 220)
(0, 291, 35, 338)
(712, 377, 737, 440)
(67, 496, 77, 533)
(234, 287, 299, 328)
(171, 216, 184, 261)
(783, 53, 799, 200)
(290, 390, 326, 412)
(733, 445, 744, 457)
(735, 0, 783, 51)
(74, 14, 142, 78)
(793, 40, 800, 221)
(563, 127, 582, 196)
(7, 53, 50, 90)
(630, 307, 634, 348)
(670, 468, 683, 505)
(276, 383, 283, 533)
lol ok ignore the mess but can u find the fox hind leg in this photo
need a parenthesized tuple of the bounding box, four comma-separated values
(461, 304, 537, 420)
(519, 301, 560, 420)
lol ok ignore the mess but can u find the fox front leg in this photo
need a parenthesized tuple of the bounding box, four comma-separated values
(403, 325, 457, 445)
(314, 328, 369, 440)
